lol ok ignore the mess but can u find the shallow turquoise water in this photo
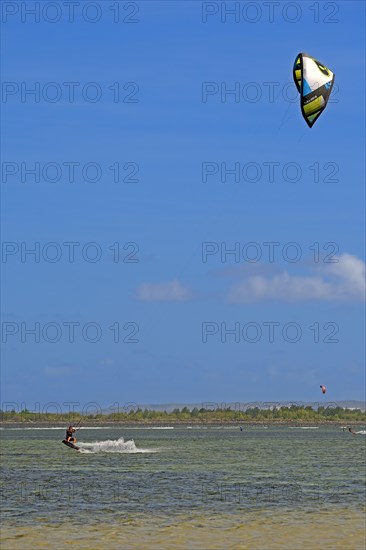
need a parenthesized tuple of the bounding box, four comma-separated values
(1, 425, 365, 549)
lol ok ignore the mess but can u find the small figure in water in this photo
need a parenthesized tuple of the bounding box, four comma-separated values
(348, 427, 357, 436)
(65, 425, 77, 443)
(240, 426, 243, 431)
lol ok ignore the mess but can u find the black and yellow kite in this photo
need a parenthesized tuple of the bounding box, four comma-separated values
(293, 53, 335, 127)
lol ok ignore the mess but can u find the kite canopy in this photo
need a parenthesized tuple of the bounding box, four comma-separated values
(293, 53, 335, 127)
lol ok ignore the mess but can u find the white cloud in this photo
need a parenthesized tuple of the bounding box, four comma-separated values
(44, 367, 73, 377)
(326, 253, 365, 295)
(137, 279, 191, 302)
(99, 358, 115, 366)
(228, 253, 366, 303)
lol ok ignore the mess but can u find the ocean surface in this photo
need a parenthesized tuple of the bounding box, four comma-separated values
(1, 425, 365, 549)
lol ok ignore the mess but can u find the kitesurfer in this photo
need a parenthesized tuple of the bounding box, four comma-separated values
(65, 425, 77, 443)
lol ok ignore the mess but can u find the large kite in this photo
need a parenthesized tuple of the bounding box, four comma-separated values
(293, 53, 335, 127)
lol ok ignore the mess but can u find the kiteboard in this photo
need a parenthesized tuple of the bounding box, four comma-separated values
(62, 439, 80, 451)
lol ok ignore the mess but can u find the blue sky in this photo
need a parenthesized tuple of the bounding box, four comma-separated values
(1, 1, 365, 409)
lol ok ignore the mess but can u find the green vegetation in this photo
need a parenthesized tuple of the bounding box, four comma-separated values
(1, 405, 365, 424)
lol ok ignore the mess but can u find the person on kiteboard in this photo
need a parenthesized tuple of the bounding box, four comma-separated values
(65, 425, 77, 443)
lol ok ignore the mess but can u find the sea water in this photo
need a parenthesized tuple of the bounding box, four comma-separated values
(1, 425, 365, 549)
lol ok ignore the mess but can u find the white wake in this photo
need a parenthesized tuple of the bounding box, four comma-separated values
(77, 436, 157, 454)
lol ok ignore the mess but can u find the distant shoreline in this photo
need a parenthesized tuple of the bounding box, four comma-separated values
(1, 404, 364, 427)
(1, 420, 364, 428)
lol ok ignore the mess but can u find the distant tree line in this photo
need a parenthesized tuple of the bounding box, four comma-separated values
(1, 405, 365, 423)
